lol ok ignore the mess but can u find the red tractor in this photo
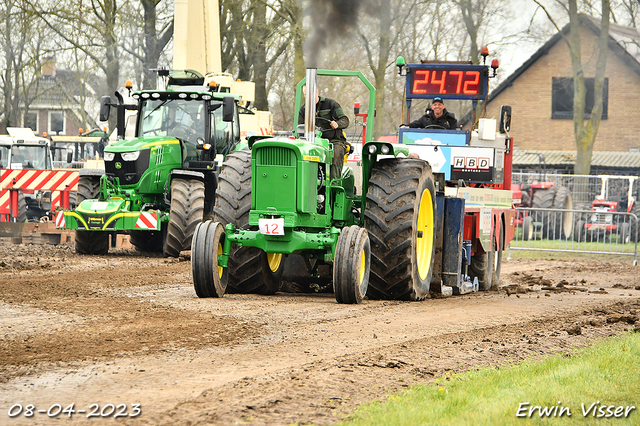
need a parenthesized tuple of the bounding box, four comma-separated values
(512, 182, 573, 241)
(573, 176, 639, 243)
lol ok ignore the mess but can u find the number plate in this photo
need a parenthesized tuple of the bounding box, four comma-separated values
(259, 218, 284, 235)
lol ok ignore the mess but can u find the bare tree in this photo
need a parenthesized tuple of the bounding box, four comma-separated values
(534, 0, 610, 177)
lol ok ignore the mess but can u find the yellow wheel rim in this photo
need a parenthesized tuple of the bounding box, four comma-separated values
(267, 253, 283, 272)
(359, 249, 366, 286)
(217, 242, 224, 278)
(416, 188, 434, 280)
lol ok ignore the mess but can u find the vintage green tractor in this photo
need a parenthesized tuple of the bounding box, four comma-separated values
(192, 69, 440, 303)
(56, 70, 243, 257)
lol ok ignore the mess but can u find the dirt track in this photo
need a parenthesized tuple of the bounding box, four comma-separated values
(1, 242, 639, 425)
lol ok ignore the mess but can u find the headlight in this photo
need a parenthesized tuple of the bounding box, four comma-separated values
(367, 145, 378, 154)
(121, 151, 140, 161)
(104, 152, 115, 161)
(380, 145, 390, 154)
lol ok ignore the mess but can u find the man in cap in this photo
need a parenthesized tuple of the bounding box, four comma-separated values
(406, 97, 458, 130)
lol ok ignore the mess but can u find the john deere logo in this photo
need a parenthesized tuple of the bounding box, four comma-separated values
(115, 162, 122, 169)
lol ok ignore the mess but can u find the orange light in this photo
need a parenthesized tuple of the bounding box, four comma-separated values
(491, 59, 499, 69)
(209, 80, 218, 88)
(43, 132, 48, 137)
(481, 46, 489, 55)
(103, 127, 108, 132)
(237, 79, 241, 82)
(125, 80, 133, 89)
(79, 128, 84, 134)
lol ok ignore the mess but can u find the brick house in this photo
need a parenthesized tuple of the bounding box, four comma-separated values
(1, 58, 102, 137)
(470, 15, 640, 170)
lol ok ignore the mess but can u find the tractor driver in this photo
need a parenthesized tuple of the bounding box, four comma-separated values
(298, 87, 349, 181)
(404, 97, 458, 130)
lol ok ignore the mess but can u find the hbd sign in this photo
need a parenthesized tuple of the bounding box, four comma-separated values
(452, 157, 491, 170)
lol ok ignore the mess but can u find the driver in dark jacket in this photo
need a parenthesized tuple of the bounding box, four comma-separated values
(408, 97, 458, 129)
(298, 87, 349, 180)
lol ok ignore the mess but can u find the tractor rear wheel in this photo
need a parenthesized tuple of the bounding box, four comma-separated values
(364, 158, 436, 300)
(75, 176, 108, 254)
(551, 186, 573, 239)
(531, 187, 556, 239)
(192, 221, 227, 298)
(334, 225, 370, 304)
(213, 150, 279, 294)
(163, 178, 205, 258)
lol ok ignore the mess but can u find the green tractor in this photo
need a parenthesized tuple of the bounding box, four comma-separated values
(56, 70, 243, 257)
(192, 69, 439, 302)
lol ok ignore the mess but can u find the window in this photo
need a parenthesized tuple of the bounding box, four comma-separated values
(24, 111, 38, 132)
(50, 111, 64, 134)
(552, 77, 608, 119)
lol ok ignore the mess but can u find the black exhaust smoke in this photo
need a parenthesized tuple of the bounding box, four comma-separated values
(303, 0, 364, 68)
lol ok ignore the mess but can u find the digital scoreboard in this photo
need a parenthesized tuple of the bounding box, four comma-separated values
(406, 64, 488, 100)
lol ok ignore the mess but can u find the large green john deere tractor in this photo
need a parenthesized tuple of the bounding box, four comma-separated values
(57, 70, 243, 257)
(192, 69, 440, 303)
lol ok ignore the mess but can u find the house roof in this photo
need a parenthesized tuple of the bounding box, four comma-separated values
(29, 70, 98, 108)
(513, 150, 640, 168)
(460, 14, 640, 126)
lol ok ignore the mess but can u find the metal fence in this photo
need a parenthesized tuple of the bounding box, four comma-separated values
(509, 207, 638, 265)
(512, 172, 638, 207)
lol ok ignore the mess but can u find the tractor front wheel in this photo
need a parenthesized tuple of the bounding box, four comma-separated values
(260, 252, 285, 294)
(364, 158, 436, 300)
(213, 150, 279, 294)
(163, 178, 205, 258)
(192, 221, 227, 298)
(334, 225, 370, 304)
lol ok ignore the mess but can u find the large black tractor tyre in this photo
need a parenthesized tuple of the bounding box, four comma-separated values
(192, 221, 228, 298)
(551, 186, 573, 239)
(364, 158, 437, 300)
(333, 225, 371, 304)
(9, 192, 27, 223)
(629, 203, 640, 243)
(75, 176, 108, 254)
(163, 178, 205, 258)
(213, 150, 280, 294)
(76, 176, 101, 205)
(531, 186, 556, 239)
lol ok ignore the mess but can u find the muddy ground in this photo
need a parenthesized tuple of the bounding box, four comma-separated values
(0, 242, 639, 425)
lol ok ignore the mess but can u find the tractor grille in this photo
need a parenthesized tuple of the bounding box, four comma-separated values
(105, 150, 151, 185)
(256, 146, 295, 167)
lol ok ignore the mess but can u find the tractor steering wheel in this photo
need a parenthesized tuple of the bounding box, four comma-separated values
(315, 117, 336, 132)
(424, 124, 447, 130)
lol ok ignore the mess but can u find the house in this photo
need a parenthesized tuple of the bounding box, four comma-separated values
(1, 57, 103, 137)
(466, 15, 640, 173)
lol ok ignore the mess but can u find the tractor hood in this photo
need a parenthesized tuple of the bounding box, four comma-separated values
(104, 136, 180, 153)
(251, 137, 330, 163)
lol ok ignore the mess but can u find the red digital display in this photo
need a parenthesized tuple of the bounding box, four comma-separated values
(409, 67, 486, 98)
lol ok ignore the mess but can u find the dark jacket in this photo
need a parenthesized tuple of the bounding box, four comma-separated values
(409, 108, 458, 130)
(298, 96, 349, 141)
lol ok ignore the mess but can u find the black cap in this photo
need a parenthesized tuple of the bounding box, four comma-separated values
(432, 97, 444, 104)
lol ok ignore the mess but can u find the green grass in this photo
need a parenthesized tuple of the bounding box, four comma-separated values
(338, 333, 640, 426)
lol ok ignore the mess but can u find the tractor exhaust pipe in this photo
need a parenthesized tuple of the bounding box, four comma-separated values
(304, 68, 317, 142)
